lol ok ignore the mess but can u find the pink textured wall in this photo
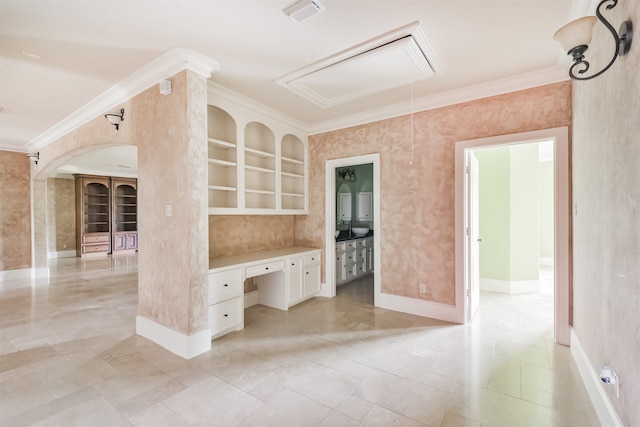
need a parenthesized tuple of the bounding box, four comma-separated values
(298, 82, 572, 305)
(30, 71, 210, 337)
(209, 215, 295, 258)
(46, 178, 76, 252)
(0, 150, 32, 270)
(571, 2, 640, 424)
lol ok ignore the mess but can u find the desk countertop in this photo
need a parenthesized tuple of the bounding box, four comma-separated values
(209, 246, 321, 270)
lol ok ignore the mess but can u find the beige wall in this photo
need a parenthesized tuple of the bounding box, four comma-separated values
(46, 178, 76, 253)
(29, 70, 209, 337)
(209, 215, 295, 258)
(0, 150, 32, 270)
(298, 82, 571, 304)
(572, 2, 640, 425)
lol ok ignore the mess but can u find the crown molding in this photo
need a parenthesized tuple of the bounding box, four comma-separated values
(26, 48, 220, 152)
(208, 81, 310, 135)
(307, 66, 570, 135)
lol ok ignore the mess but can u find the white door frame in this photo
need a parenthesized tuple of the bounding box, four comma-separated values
(454, 127, 571, 345)
(322, 154, 381, 306)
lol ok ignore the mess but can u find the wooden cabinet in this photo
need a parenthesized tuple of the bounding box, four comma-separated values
(75, 175, 137, 257)
(207, 84, 308, 214)
(112, 178, 138, 253)
(75, 175, 111, 256)
(335, 237, 373, 286)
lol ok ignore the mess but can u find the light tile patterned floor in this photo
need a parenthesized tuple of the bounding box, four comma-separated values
(0, 257, 598, 426)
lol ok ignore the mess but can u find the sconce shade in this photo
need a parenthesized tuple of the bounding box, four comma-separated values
(106, 115, 122, 126)
(554, 16, 598, 53)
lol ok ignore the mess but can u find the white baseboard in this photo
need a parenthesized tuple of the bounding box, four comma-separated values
(244, 290, 259, 308)
(570, 329, 623, 427)
(377, 292, 459, 323)
(47, 250, 76, 259)
(0, 267, 49, 281)
(539, 257, 554, 267)
(318, 282, 332, 297)
(479, 278, 540, 294)
(136, 315, 211, 359)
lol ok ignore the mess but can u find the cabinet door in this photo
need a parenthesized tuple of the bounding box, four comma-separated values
(288, 257, 303, 304)
(113, 233, 126, 251)
(356, 192, 373, 221)
(126, 233, 138, 250)
(303, 264, 320, 297)
(339, 192, 352, 221)
(335, 253, 346, 283)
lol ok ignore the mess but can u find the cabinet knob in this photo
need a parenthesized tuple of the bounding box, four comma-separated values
(306, 272, 309, 275)
(224, 314, 228, 317)
(224, 283, 228, 287)
(265, 267, 269, 270)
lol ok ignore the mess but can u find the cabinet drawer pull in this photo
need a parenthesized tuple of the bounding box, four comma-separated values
(224, 283, 229, 287)
(265, 267, 269, 270)
(224, 314, 228, 317)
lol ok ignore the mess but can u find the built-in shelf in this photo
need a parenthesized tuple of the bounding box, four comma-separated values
(207, 88, 308, 214)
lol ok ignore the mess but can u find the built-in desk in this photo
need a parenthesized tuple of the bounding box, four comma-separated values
(208, 247, 321, 339)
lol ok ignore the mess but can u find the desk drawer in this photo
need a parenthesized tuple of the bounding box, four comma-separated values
(83, 244, 110, 253)
(84, 234, 110, 244)
(246, 260, 284, 278)
(304, 252, 320, 266)
(209, 297, 242, 337)
(209, 269, 242, 305)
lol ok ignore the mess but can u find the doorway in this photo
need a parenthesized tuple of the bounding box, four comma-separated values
(323, 154, 381, 307)
(455, 127, 570, 345)
(467, 141, 555, 326)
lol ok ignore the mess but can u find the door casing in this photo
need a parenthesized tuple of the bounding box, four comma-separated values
(454, 127, 571, 345)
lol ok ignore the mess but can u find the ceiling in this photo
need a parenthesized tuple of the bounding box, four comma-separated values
(0, 0, 589, 176)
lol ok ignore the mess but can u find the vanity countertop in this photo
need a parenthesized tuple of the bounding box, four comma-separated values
(336, 230, 374, 242)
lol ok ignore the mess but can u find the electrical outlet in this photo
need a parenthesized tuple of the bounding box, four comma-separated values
(419, 283, 427, 294)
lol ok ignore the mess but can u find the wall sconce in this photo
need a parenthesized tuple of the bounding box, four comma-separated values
(27, 152, 39, 165)
(554, 0, 633, 80)
(338, 168, 356, 182)
(105, 108, 125, 130)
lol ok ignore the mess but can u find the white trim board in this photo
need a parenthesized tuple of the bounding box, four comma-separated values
(47, 250, 76, 259)
(0, 267, 49, 281)
(571, 329, 623, 427)
(136, 315, 211, 360)
(378, 293, 458, 324)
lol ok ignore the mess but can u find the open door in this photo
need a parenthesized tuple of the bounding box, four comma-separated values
(467, 152, 480, 320)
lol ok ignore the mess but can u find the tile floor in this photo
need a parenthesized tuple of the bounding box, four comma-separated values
(0, 257, 598, 426)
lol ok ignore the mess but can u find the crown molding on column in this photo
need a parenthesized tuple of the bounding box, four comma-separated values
(27, 48, 220, 152)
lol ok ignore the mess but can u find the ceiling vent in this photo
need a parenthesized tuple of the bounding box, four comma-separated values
(276, 22, 443, 108)
(284, 0, 324, 23)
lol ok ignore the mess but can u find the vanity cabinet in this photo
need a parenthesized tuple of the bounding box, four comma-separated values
(207, 83, 308, 214)
(336, 237, 373, 286)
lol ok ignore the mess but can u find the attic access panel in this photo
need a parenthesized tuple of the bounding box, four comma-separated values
(277, 24, 442, 108)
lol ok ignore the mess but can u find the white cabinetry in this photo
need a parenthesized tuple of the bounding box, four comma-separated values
(208, 268, 244, 339)
(209, 247, 321, 340)
(335, 237, 373, 286)
(288, 251, 321, 306)
(356, 192, 373, 221)
(339, 193, 352, 221)
(207, 84, 308, 214)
